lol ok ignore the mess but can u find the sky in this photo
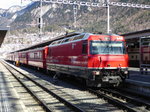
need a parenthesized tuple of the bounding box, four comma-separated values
(0, 0, 32, 9)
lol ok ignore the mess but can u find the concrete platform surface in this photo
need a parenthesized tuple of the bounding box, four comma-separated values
(0, 62, 27, 112)
(124, 67, 150, 97)
(128, 67, 150, 83)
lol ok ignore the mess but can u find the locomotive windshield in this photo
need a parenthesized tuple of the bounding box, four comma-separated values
(90, 41, 126, 55)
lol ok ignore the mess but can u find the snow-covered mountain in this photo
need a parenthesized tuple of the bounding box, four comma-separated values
(0, 0, 150, 34)
(0, 5, 23, 18)
(7, 5, 23, 13)
(0, 5, 29, 30)
(0, 9, 6, 17)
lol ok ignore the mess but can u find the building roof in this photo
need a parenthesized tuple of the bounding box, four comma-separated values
(0, 30, 7, 47)
(122, 29, 150, 39)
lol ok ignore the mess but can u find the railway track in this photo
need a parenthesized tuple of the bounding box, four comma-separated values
(102, 88, 150, 108)
(55, 70, 150, 112)
(1, 60, 84, 112)
(88, 88, 150, 112)
(4, 60, 150, 112)
(26, 65, 150, 112)
(2, 60, 125, 112)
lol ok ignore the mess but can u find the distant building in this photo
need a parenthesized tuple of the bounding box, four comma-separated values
(122, 29, 150, 71)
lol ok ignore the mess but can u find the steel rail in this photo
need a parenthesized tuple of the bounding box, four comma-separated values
(4, 60, 149, 111)
(2, 61, 85, 112)
(44, 70, 140, 112)
(1, 62, 53, 112)
(117, 87, 150, 99)
(55, 73, 148, 111)
(88, 88, 138, 112)
(100, 88, 150, 109)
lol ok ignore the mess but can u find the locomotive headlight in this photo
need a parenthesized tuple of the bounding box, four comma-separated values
(120, 68, 128, 75)
(92, 71, 100, 75)
(121, 68, 128, 75)
(124, 70, 128, 75)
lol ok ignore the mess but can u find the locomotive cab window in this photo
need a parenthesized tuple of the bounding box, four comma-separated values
(90, 41, 126, 55)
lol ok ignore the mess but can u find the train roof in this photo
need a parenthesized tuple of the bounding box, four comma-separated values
(49, 33, 91, 46)
(49, 33, 123, 46)
(11, 32, 81, 53)
(27, 47, 44, 52)
(11, 32, 122, 52)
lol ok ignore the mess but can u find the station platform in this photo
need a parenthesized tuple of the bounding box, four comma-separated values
(0, 62, 27, 112)
(128, 67, 150, 83)
(0, 61, 150, 111)
(125, 67, 150, 97)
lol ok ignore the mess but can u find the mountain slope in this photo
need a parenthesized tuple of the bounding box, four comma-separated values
(9, 0, 150, 34)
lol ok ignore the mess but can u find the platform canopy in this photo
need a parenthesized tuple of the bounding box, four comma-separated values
(122, 29, 150, 39)
(0, 30, 7, 47)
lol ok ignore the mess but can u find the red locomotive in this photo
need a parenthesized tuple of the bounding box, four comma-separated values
(6, 33, 129, 87)
(45, 33, 129, 87)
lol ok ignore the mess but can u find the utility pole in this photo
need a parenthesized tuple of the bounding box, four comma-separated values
(73, 5, 78, 29)
(39, 0, 43, 38)
(106, 0, 110, 34)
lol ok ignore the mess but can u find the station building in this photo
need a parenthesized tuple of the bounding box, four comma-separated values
(122, 29, 150, 73)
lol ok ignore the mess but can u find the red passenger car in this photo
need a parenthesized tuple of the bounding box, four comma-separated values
(28, 48, 46, 69)
(46, 33, 129, 87)
(19, 51, 28, 65)
(13, 52, 19, 62)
